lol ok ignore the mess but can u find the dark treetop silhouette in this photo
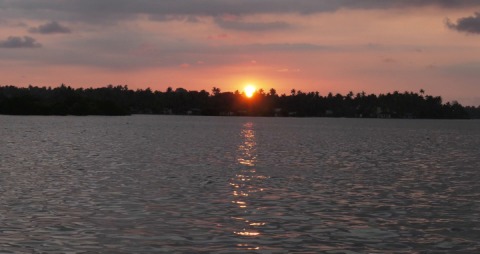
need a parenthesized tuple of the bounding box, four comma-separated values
(0, 84, 478, 118)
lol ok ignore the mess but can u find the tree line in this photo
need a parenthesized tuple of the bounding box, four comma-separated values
(0, 84, 478, 119)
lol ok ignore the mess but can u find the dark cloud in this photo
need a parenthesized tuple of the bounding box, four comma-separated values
(348, 0, 479, 9)
(1, 0, 478, 24)
(0, 36, 42, 48)
(148, 15, 200, 23)
(29, 21, 71, 34)
(214, 18, 290, 31)
(446, 12, 480, 34)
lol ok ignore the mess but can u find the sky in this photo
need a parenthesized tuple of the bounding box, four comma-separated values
(1, 0, 479, 105)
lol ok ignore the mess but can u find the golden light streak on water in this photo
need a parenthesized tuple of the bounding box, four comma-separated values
(234, 231, 260, 236)
(229, 121, 267, 252)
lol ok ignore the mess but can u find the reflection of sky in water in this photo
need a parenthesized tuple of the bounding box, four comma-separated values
(1, 116, 479, 253)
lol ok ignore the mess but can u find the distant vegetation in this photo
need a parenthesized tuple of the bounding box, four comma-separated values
(1, 84, 479, 119)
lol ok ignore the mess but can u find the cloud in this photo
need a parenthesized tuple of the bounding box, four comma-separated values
(383, 57, 396, 63)
(207, 33, 229, 40)
(1, 0, 478, 24)
(28, 21, 71, 34)
(148, 14, 200, 23)
(277, 68, 301, 73)
(214, 18, 290, 31)
(0, 36, 42, 48)
(244, 43, 328, 51)
(442, 61, 480, 76)
(446, 12, 480, 34)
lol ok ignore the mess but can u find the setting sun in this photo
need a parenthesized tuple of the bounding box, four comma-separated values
(244, 85, 256, 98)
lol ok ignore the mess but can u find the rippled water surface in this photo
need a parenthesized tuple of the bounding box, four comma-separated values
(1, 115, 480, 253)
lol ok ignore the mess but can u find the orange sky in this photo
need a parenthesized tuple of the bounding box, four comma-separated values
(1, 1, 479, 105)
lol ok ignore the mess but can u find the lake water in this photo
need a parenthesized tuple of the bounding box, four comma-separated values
(1, 115, 479, 253)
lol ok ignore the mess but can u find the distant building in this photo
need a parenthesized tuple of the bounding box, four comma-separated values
(274, 108, 282, 117)
(220, 111, 235, 116)
(163, 108, 173, 115)
(377, 112, 391, 118)
(187, 108, 201, 115)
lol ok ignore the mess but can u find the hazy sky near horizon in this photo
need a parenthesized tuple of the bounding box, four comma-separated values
(1, 0, 480, 105)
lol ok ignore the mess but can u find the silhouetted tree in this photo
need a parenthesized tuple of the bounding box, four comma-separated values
(212, 87, 221, 96)
(0, 85, 475, 118)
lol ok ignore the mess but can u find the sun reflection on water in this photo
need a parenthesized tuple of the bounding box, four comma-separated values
(230, 122, 269, 250)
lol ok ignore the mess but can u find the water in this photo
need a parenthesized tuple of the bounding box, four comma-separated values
(1, 115, 479, 253)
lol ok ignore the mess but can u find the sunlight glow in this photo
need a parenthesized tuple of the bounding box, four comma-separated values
(244, 84, 256, 98)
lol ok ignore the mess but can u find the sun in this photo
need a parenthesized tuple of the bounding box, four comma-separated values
(244, 84, 256, 98)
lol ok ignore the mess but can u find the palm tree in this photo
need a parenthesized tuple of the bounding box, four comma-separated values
(212, 87, 221, 96)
